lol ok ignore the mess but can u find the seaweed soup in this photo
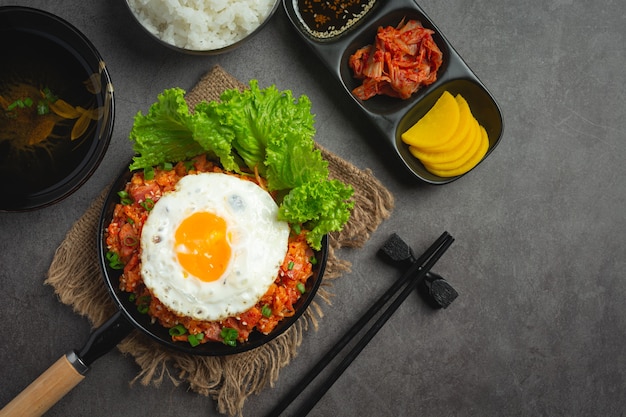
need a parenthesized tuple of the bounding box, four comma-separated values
(0, 30, 102, 200)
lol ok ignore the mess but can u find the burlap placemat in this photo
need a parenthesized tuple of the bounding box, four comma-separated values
(45, 65, 394, 416)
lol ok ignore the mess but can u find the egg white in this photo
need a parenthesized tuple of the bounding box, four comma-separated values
(140, 172, 290, 321)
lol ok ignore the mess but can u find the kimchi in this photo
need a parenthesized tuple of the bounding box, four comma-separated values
(349, 19, 443, 100)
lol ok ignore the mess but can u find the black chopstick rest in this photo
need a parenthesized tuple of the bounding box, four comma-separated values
(378, 232, 417, 267)
(419, 271, 458, 309)
(379, 233, 459, 309)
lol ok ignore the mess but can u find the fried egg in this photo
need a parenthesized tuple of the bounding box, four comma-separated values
(140, 172, 290, 321)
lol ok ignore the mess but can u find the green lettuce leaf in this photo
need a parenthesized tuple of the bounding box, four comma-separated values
(129, 88, 204, 171)
(264, 129, 328, 191)
(189, 108, 240, 172)
(194, 80, 319, 190)
(278, 179, 354, 250)
(128, 81, 354, 249)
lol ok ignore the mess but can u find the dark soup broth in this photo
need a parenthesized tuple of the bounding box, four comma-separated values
(0, 29, 104, 199)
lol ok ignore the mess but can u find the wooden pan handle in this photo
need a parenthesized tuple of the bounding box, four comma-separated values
(0, 352, 87, 417)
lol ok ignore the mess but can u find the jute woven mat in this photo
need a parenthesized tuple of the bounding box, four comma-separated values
(45, 65, 394, 416)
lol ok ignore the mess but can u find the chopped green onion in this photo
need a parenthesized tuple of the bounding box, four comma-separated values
(296, 282, 306, 294)
(220, 327, 238, 347)
(143, 166, 155, 180)
(291, 224, 301, 235)
(288, 261, 295, 270)
(188, 333, 204, 347)
(126, 217, 135, 225)
(7, 98, 33, 110)
(137, 295, 151, 314)
(169, 324, 187, 337)
(161, 162, 173, 171)
(128, 293, 136, 302)
(42, 87, 58, 103)
(141, 198, 154, 211)
(117, 190, 133, 205)
(6, 88, 56, 116)
(105, 251, 124, 269)
(37, 101, 49, 115)
(261, 304, 272, 318)
(309, 256, 318, 265)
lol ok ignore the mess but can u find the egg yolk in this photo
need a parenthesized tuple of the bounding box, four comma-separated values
(174, 211, 232, 282)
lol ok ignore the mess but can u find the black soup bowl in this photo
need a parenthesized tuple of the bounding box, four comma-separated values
(0, 6, 114, 211)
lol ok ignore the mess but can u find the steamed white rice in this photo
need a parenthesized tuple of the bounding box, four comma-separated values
(128, 0, 276, 51)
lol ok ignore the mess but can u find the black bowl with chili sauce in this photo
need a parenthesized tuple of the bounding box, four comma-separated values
(282, 0, 503, 184)
(98, 163, 329, 356)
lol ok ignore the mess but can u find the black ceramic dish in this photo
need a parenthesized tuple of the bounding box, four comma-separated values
(0, 7, 114, 211)
(97, 162, 328, 356)
(283, 0, 503, 184)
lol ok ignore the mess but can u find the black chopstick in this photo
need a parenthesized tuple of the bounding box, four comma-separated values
(266, 231, 454, 417)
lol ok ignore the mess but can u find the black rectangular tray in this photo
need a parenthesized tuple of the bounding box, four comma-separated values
(283, 0, 504, 184)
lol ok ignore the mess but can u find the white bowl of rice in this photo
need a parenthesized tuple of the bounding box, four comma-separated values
(125, 0, 280, 54)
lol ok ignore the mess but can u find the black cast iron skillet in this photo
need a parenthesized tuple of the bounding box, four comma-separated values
(0, 162, 328, 417)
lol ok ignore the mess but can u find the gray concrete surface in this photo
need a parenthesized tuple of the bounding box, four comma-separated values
(1, 0, 625, 416)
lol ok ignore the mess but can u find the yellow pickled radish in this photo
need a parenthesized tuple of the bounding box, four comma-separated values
(401, 90, 490, 178)
(401, 91, 459, 149)
(421, 137, 478, 172)
(408, 117, 479, 166)
(426, 94, 473, 153)
(420, 118, 482, 170)
(425, 125, 489, 177)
